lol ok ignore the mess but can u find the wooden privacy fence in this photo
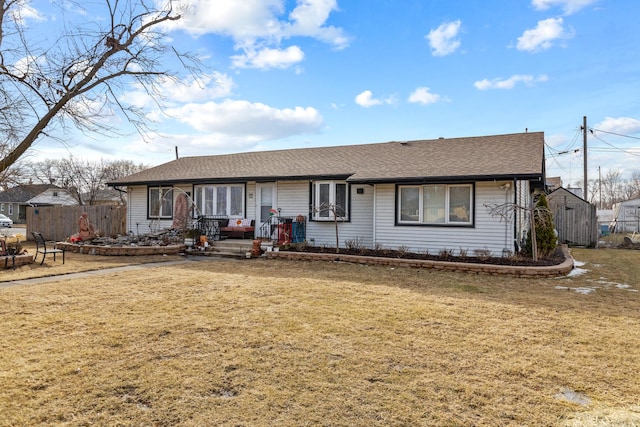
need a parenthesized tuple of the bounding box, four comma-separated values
(26, 206, 127, 242)
(550, 200, 598, 247)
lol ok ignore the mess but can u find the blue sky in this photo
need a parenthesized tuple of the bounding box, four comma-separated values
(23, 0, 640, 188)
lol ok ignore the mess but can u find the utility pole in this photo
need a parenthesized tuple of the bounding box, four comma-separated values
(599, 166, 602, 209)
(583, 116, 588, 200)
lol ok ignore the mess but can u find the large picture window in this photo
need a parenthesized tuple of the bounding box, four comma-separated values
(194, 184, 245, 217)
(312, 181, 349, 221)
(398, 184, 473, 225)
(148, 186, 173, 219)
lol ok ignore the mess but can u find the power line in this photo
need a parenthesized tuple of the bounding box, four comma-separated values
(589, 133, 640, 157)
(544, 128, 582, 156)
(589, 127, 640, 141)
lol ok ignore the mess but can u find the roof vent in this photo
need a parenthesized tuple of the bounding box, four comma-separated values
(438, 137, 444, 139)
(399, 141, 409, 146)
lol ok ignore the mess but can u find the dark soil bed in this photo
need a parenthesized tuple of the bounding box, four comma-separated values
(284, 246, 566, 267)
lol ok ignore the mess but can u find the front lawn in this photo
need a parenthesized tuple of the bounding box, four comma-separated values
(1, 248, 639, 426)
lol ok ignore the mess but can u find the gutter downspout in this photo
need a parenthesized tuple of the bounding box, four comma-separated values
(513, 178, 518, 252)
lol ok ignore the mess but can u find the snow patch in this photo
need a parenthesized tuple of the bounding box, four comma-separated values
(555, 286, 596, 295)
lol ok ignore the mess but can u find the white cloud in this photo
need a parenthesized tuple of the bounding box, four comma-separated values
(594, 117, 640, 135)
(284, 0, 350, 49)
(165, 99, 324, 140)
(408, 87, 441, 105)
(474, 74, 549, 90)
(426, 20, 462, 57)
(123, 72, 235, 110)
(11, 2, 46, 24)
(231, 45, 305, 69)
(11, 55, 39, 78)
(354, 90, 383, 108)
(516, 18, 573, 52)
(531, 0, 599, 15)
(166, 0, 349, 70)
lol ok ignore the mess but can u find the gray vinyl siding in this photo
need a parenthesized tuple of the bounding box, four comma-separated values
(516, 180, 531, 246)
(127, 185, 194, 234)
(245, 182, 256, 220)
(127, 185, 154, 235)
(373, 182, 516, 257)
(271, 181, 308, 218)
(305, 183, 374, 249)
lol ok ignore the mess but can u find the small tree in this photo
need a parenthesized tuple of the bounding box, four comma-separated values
(523, 194, 556, 259)
(484, 192, 556, 262)
(313, 202, 345, 254)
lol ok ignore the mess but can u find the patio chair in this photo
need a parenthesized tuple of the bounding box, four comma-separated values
(32, 231, 65, 265)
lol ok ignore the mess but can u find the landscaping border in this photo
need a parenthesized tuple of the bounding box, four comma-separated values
(56, 242, 184, 256)
(266, 245, 574, 277)
(1, 254, 34, 269)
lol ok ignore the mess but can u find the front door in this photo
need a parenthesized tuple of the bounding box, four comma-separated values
(256, 183, 277, 225)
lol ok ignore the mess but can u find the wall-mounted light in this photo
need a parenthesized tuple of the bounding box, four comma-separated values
(500, 183, 511, 190)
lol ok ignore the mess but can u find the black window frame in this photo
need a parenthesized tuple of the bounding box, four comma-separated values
(396, 183, 475, 227)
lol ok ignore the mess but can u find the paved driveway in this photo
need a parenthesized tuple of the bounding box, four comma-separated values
(1, 225, 26, 237)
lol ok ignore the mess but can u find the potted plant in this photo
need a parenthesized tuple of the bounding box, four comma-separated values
(184, 228, 200, 250)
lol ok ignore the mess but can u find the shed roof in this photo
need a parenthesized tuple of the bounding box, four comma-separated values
(109, 132, 545, 186)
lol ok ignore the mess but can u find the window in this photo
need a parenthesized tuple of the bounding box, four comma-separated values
(194, 185, 245, 217)
(312, 181, 349, 220)
(7, 204, 12, 216)
(398, 184, 473, 225)
(148, 186, 173, 219)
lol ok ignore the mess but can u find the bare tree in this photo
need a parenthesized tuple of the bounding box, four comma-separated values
(600, 169, 624, 209)
(102, 159, 147, 184)
(102, 159, 147, 203)
(622, 170, 640, 201)
(0, 0, 197, 173)
(26, 157, 147, 204)
(484, 196, 556, 262)
(313, 202, 346, 253)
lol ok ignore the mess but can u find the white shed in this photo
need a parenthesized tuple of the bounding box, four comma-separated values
(610, 198, 640, 233)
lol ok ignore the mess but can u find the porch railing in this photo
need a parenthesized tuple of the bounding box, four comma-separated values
(257, 215, 306, 244)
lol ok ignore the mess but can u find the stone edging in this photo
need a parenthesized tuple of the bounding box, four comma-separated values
(1, 254, 34, 269)
(266, 245, 574, 277)
(56, 242, 184, 256)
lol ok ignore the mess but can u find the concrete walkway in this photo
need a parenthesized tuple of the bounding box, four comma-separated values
(0, 256, 231, 289)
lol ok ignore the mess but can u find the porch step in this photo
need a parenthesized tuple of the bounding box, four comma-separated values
(191, 239, 255, 258)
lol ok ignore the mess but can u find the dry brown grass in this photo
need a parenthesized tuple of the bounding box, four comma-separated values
(1, 242, 186, 282)
(1, 247, 639, 426)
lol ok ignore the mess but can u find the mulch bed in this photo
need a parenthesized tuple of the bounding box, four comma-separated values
(284, 246, 566, 267)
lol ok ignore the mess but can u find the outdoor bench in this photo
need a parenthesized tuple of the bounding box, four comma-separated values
(220, 218, 255, 239)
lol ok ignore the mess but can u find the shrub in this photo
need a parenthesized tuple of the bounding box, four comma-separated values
(524, 194, 557, 258)
(473, 247, 491, 260)
(396, 245, 409, 256)
(345, 237, 366, 253)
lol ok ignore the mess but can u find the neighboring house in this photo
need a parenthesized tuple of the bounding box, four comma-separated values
(0, 184, 77, 224)
(610, 198, 640, 233)
(108, 132, 546, 257)
(546, 176, 563, 192)
(81, 188, 125, 206)
(27, 187, 78, 207)
(547, 187, 597, 247)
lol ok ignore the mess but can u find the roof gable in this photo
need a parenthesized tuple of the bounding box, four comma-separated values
(547, 187, 591, 205)
(110, 132, 545, 186)
(0, 184, 61, 203)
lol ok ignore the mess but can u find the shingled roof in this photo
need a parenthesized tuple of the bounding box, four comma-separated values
(0, 184, 60, 203)
(109, 132, 545, 186)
